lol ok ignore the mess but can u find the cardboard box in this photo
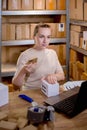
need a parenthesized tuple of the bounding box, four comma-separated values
(81, 72, 87, 80)
(73, 31, 82, 47)
(69, 0, 84, 20)
(71, 25, 87, 32)
(70, 25, 87, 47)
(84, 56, 87, 72)
(22, 0, 33, 10)
(8, 0, 21, 10)
(2, 24, 15, 41)
(34, 0, 45, 10)
(0, 83, 9, 107)
(84, 2, 87, 21)
(30, 23, 38, 39)
(16, 24, 30, 40)
(2, 0, 7, 10)
(56, 0, 66, 10)
(69, 0, 76, 19)
(47, 23, 56, 37)
(46, 0, 56, 10)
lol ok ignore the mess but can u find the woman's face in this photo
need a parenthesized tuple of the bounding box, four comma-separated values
(34, 27, 51, 50)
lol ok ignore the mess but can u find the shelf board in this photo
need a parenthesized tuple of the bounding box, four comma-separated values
(2, 10, 66, 16)
(1, 64, 16, 77)
(70, 19, 87, 26)
(2, 38, 66, 46)
(70, 45, 87, 56)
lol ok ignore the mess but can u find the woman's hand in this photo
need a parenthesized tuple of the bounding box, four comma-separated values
(42, 74, 57, 84)
(22, 63, 37, 75)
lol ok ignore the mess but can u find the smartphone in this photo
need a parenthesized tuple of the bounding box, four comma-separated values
(26, 58, 38, 64)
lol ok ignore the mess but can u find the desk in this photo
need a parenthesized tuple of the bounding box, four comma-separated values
(0, 89, 87, 130)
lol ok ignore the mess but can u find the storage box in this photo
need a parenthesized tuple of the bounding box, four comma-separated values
(34, 0, 45, 10)
(2, 0, 7, 10)
(47, 23, 56, 37)
(46, 0, 56, 10)
(8, 0, 21, 10)
(41, 80, 59, 97)
(69, 0, 84, 20)
(16, 24, 30, 40)
(30, 23, 38, 39)
(84, 56, 87, 72)
(84, 2, 87, 21)
(2, 24, 15, 41)
(22, 0, 33, 10)
(0, 83, 9, 107)
(56, 0, 66, 10)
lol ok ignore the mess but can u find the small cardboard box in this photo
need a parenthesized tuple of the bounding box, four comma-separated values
(56, 0, 66, 10)
(34, 0, 45, 10)
(84, 2, 87, 21)
(46, 0, 56, 10)
(0, 83, 9, 107)
(22, 0, 33, 10)
(47, 23, 56, 38)
(8, 0, 21, 10)
(41, 80, 59, 97)
(2, 24, 15, 41)
(16, 24, 30, 40)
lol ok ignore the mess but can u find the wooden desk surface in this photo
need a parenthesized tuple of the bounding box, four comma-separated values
(0, 89, 87, 130)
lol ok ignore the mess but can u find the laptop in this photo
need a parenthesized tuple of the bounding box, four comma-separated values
(44, 81, 87, 117)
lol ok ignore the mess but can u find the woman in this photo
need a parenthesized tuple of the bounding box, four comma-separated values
(12, 23, 65, 90)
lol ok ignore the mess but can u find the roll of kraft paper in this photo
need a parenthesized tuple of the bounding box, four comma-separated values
(18, 94, 38, 106)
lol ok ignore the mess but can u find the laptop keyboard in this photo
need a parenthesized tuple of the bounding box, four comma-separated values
(53, 94, 78, 114)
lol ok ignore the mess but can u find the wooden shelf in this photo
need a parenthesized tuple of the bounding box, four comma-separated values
(70, 45, 87, 56)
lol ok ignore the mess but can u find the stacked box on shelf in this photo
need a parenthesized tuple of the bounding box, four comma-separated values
(84, 1, 87, 21)
(70, 25, 87, 47)
(46, 23, 57, 38)
(84, 56, 87, 73)
(21, 0, 33, 10)
(16, 24, 30, 40)
(2, 0, 7, 10)
(46, 0, 56, 10)
(34, 0, 45, 10)
(30, 23, 38, 39)
(81, 72, 87, 80)
(2, 24, 15, 41)
(48, 44, 66, 66)
(56, 0, 66, 10)
(69, 0, 84, 20)
(69, 50, 77, 79)
(80, 32, 87, 50)
(8, 0, 21, 10)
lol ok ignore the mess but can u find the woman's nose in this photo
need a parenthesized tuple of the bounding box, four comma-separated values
(44, 37, 47, 42)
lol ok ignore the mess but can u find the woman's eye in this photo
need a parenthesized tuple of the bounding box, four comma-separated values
(39, 35, 44, 38)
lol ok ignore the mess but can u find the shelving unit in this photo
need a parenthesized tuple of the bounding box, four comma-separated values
(69, 0, 87, 80)
(0, 0, 70, 81)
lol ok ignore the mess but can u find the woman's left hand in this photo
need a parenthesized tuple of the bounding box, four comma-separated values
(42, 74, 57, 84)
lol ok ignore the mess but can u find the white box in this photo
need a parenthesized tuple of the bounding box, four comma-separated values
(41, 80, 59, 97)
(0, 83, 9, 107)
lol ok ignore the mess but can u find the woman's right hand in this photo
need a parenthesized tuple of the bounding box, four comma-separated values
(22, 62, 37, 75)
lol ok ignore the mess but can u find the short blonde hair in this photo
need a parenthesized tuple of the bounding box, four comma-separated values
(33, 23, 51, 37)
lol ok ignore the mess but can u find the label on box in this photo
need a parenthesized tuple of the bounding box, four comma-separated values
(83, 31, 87, 41)
(58, 23, 64, 32)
